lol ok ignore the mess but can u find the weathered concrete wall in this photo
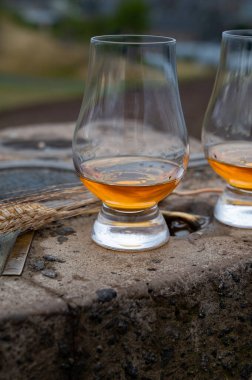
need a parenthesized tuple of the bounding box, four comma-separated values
(73, 264, 252, 380)
(0, 163, 252, 379)
(0, 258, 251, 379)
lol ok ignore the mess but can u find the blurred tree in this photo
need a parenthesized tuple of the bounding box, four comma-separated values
(112, 0, 150, 33)
(52, 15, 109, 41)
(52, 0, 150, 41)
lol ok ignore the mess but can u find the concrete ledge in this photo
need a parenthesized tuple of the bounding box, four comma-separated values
(0, 165, 252, 380)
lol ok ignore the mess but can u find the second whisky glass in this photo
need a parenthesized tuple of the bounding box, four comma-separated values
(73, 35, 189, 251)
(202, 30, 252, 228)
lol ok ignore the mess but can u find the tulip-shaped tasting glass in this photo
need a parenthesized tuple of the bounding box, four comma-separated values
(73, 35, 189, 251)
(202, 30, 252, 228)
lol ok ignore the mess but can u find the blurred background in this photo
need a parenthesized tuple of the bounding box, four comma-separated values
(1, 0, 252, 139)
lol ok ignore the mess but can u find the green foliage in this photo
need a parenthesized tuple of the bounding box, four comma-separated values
(52, 15, 108, 41)
(112, 0, 150, 33)
(230, 23, 252, 30)
(52, 0, 150, 41)
(1, 0, 150, 41)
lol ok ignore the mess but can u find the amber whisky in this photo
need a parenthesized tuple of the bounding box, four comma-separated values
(207, 142, 252, 190)
(79, 156, 184, 210)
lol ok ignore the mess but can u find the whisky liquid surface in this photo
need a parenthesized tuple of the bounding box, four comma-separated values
(79, 156, 184, 210)
(208, 142, 252, 190)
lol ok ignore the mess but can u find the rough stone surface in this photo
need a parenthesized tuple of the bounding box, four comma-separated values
(0, 135, 252, 379)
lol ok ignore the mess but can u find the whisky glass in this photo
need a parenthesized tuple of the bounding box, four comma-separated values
(202, 30, 252, 228)
(73, 35, 188, 251)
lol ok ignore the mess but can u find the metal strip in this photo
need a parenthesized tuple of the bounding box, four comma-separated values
(0, 231, 19, 274)
(2, 231, 34, 276)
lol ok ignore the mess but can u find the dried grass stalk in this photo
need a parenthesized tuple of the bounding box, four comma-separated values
(0, 203, 55, 234)
(1, 184, 95, 205)
(0, 184, 100, 234)
(174, 187, 222, 196)
(0, 200, 100, 235)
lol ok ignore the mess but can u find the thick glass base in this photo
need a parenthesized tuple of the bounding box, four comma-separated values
(214, 185, 252, 228)
(92, 204, 169, 251)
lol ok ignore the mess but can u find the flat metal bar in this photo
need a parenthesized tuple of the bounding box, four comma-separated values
(0, 231, 19, 274)
(2, 231, 34, 276)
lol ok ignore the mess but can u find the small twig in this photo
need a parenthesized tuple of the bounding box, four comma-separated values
(173, 187, 223, 196)
(161, 209, 206, 229)
(1, 185, 96, 205)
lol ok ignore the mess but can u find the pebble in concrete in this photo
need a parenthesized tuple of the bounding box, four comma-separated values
(32, 259, 45, 271)
(43, 255, 65, 263)
(55, 227, 76, 236)
(57, 236, 68, 244)
(96, 288, 117, 303)
(41, 269, 58, 279)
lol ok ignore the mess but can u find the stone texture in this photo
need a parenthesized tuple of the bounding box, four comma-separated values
(0, 279, 69, 380)
(0, 133, 252, 379)
(0, 277, 66, 321)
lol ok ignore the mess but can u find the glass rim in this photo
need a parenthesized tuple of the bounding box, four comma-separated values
(91, 34, 176, 45)
(223, 29, 252, 40)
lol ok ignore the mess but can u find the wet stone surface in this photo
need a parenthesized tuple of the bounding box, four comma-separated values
(0, 168, 77, 199)
(2, 138, 72, 150)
